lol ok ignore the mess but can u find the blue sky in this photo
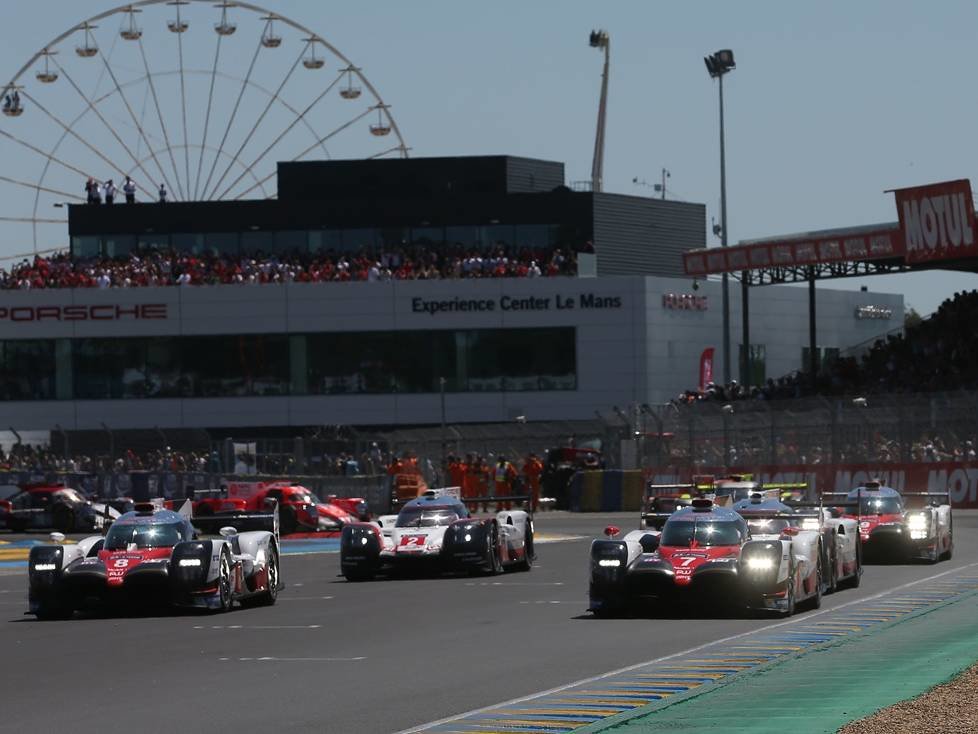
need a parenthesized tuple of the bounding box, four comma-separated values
(1, 0, 975, 313)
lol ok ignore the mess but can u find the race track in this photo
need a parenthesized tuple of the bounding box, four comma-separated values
(1, 511, 976, 734)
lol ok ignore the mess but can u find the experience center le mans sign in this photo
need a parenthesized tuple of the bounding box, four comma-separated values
(411, 293, 622, 315)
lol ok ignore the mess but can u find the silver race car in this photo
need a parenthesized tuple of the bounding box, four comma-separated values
(27, 501, 282, 619)
(340, 489, 534, 580)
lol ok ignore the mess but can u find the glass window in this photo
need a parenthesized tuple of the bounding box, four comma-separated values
(410, 227, 445, 247)
(136, 232, 169, 252)
(73, 338, 150, 399)
(103, 235, 137, 258)
(71, 235, 100, 259)
(0, 340, 56, 400)
(202, 232, 239, 256)
(172, 232, 205, 254)
(274, 230, 308, 254)
(181, 335, 289, 397)
(483, 224, 515, 250)
(516, 224, 556, 249)
(343, 228, 378, 252)
(445, 226, 479, 249)
(241, 230, 274, 256)
(464, 328, 575, 391)
(378, 227, 408, 249)
(309, 229, 342, 253)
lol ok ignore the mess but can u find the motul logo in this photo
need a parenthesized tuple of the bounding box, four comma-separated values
(895, 179, 977, 263)
(0, 304, 167, 322)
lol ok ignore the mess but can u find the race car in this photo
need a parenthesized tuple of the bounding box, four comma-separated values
(826, 481, 953, 562)
(340, 489, 534, 580)
(588, 497, 824, 617)
(733, 493, 862, 592)
(26, 501, 282, 619)
(184, 482, 360, 535)
(1, 485, 120, 533)
(639, 482, 698, 530)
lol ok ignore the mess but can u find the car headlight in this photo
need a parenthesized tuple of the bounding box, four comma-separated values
(801, 518, 820, 531)
(463, 533, 472, 542)
(33, 563, 57, 572)
(598, 559, 621, 567)
(747, 557, 774, 571)
(907, 514, 928, 531)
(178, 558, 202, 567)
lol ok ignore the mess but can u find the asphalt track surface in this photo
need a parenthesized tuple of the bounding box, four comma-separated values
(1, 512, 976, 734)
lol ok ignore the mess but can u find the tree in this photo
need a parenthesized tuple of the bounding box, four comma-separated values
(904, 307, 922, 330)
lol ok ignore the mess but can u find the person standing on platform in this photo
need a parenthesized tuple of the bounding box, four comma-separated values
(123, 176, 136, 204)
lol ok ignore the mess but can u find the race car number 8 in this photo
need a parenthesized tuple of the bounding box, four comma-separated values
(113, 558, 130, 568)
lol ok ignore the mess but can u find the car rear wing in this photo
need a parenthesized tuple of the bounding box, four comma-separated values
(737, 510, 820, 521)
(902, 491, 951, 507)
(820, 491, 865, 520)
(760, 482, 811, 501)
(462, 495, 534, 511)
(192, 499, 280, 540)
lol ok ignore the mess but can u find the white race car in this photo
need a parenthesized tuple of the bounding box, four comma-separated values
(27, 501, 282, 619)
(340, 490, 534, 580)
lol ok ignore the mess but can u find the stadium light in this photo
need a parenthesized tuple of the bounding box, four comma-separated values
(704, 49, 735, 386)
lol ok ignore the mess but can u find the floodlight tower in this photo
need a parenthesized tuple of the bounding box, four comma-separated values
(589, 29, 610, 193)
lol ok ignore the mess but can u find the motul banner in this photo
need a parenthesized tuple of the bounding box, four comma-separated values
(698, 347, 714, 390)
(895, 179, 978, 264)
(647, 461, 978, 508)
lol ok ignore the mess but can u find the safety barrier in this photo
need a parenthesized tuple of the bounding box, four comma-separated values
(567, 469, 645, 512)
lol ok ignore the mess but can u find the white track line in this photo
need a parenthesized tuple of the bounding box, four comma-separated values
(394, 561, 978, 734)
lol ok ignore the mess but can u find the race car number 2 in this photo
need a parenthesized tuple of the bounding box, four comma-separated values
(399, 535, 426, 548)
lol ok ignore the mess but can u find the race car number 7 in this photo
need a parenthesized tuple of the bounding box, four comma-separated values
(678, 556, 698, 567)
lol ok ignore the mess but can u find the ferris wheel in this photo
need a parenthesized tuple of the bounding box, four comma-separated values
(0, 0, 409, 254)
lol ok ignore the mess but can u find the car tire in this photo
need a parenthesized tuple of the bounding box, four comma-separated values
(782, 568, 796, 617)
(52, 504, 75, 534)
(943, 532, 953, 561)
(513, 519, 534, 572)
(825, 543, 838, 594)
(807, 558, 822, 610)
(483, 522, 502, 576)
(279, 506, 298, 536)
(846, 542, 862, 588)
(250, 546, 279, 606)
(215, 547, 233, 612)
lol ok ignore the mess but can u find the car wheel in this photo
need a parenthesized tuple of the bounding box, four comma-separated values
(782, 568, 796, 617)
(808, 558, 822, 610)
(483, 522, 502, 576)
(279, 506, 298, 536)
(825, 545, 838, 594)
(514, 520, 534, 572)
(52, 505, 75, 534)
(252, 546, 279, 606)
(943, 532, 953, 561)
(216, 547, 233, 612)
(847, 543, 862, 588)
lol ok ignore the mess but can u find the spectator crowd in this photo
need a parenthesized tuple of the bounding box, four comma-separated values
(0, 243, 579, 289)
(675, 290, 978, 405)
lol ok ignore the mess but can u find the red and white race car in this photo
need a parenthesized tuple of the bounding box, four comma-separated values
(182, 482, 364, 535)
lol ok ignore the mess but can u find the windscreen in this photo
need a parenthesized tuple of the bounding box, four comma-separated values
(856, 496, 903, 515)
(746, 517, 790, 534)
(395, 509, 459, 528)
(105, 521, 185, 550)
(660, 520, 743, 547)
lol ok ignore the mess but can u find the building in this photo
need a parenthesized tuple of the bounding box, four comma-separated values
(0, 156, 902, 431)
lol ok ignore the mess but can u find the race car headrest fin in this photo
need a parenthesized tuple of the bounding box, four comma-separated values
(864, 480, 881, 489)
(750, 493, 763, 504)
(691, 498, 713, 511)
(133, 502, 156, 515)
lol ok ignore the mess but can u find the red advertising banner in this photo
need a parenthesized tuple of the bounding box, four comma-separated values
(646, 462, 978, 508)
(682, 229, 900, 277)
(895, 179, 978, 264)
(698, 347, 715, 390)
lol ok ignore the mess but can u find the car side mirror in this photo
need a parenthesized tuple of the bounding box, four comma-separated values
(50, 531, 66, 544)
(219, 526, 238, 538)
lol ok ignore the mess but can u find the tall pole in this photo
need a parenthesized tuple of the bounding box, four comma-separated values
(719, 72, 731, 385)
(590, 31, 610, 194)
(439, 377, 447, 474)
